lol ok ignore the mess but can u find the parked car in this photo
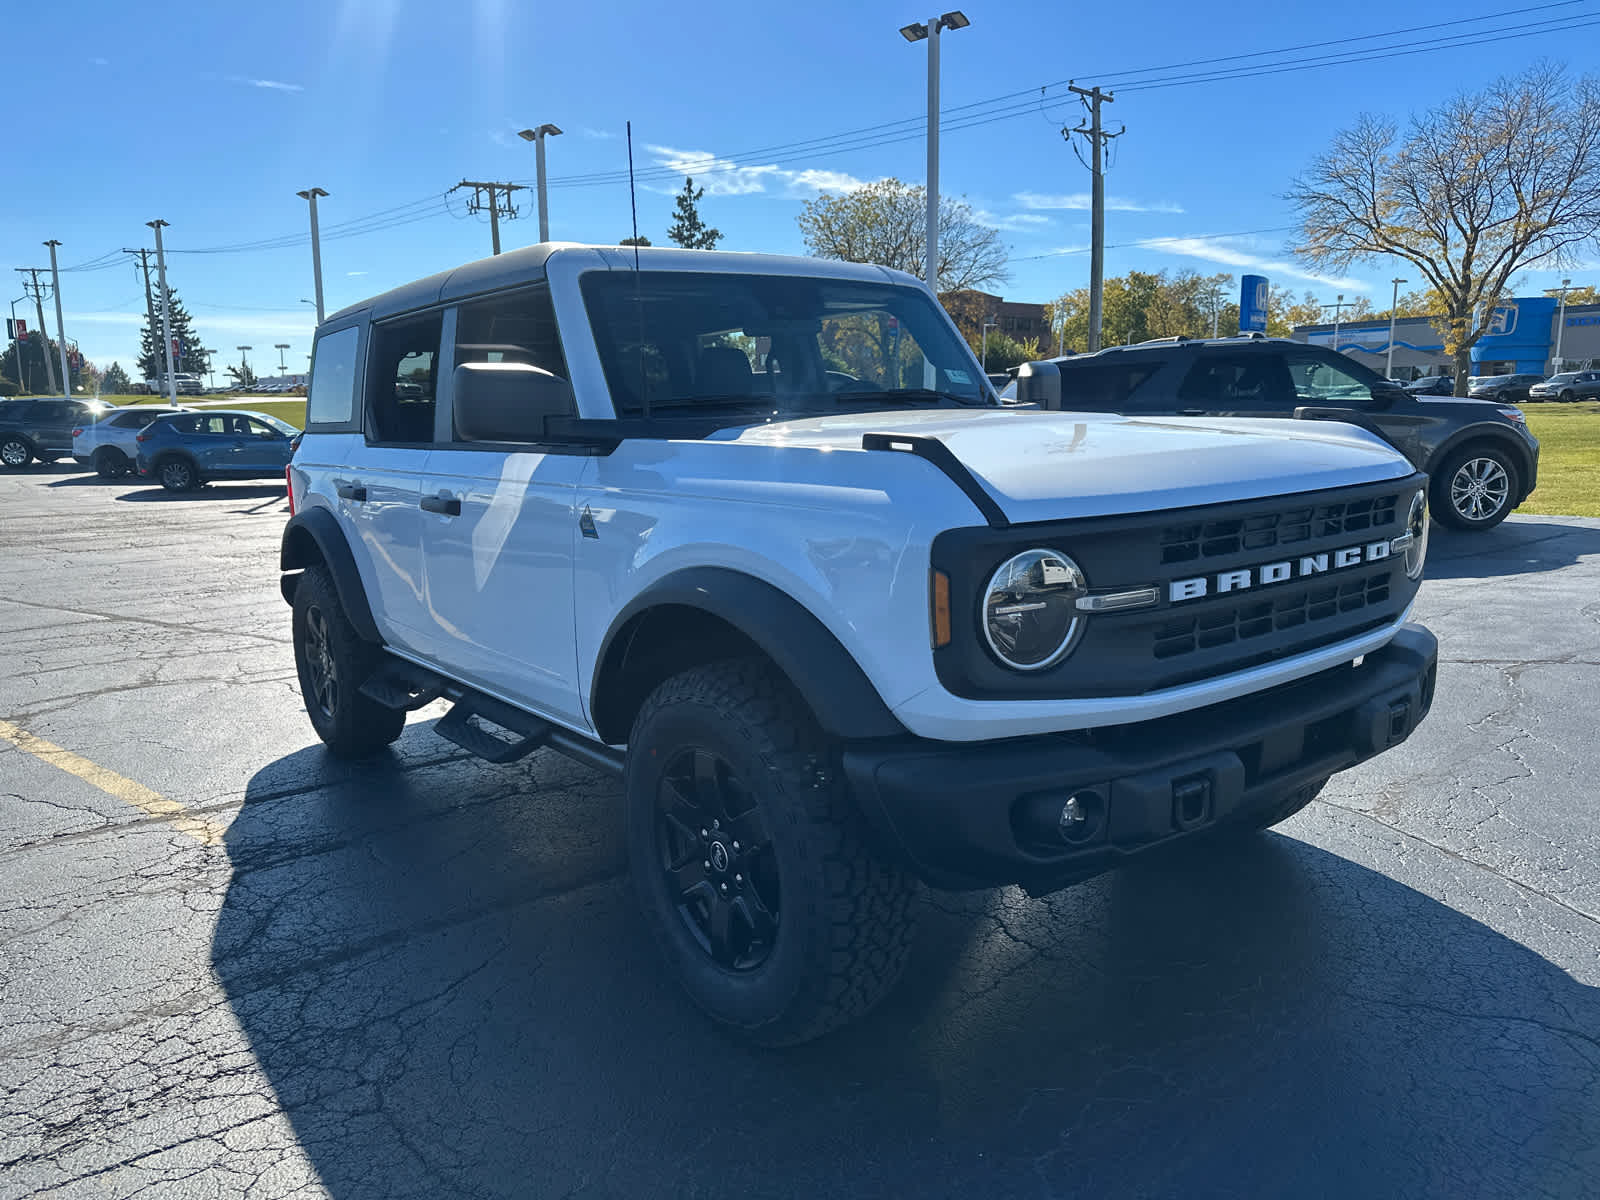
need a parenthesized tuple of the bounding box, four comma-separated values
(145, 374, 207, 396)
(1016, 335, 1540, 531)
(134, 409, 301, 491)
(1468, 373, 1544, 404)
(1528, 370, 1600, 403)
(1404, 375, 1455, 396)
(0, 397, 113, 469)
(73, 405, 189, 477)
(280, 244, 1437, 1044)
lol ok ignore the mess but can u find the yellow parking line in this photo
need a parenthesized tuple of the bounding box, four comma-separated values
(0, 718, 225, 847)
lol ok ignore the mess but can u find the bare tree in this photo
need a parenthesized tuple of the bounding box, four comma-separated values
(796, 178, 1008, 294)
(1289, 64, 1600, 393)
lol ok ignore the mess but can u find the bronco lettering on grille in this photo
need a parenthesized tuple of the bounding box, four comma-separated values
(1169, 538, 1398, 603)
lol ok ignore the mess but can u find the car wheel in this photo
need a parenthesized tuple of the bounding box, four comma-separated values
(93, 449, 127, 479)
(1, 437, 33, 468)
(625, 657, 918, 1046)
(157, 457, 197, 492)
(291, 565, 406, 757)
(1559, 390, 1575, 403)
(1432, 444, 1518, 531)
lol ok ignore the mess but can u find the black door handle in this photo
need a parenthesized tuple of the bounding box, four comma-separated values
(420, 494, 461, 516)
(336, 483, 367, 502)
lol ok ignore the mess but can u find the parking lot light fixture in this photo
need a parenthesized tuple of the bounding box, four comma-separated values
(237, 345, 252, 378)
(1549, 278, 1573, 372)
(1387, 277, 1407, 380)
(274, 343, 290, 371)
(901, 9, 972, 329)
(296, 188, 329, 324)
(517, 124, 563, 243)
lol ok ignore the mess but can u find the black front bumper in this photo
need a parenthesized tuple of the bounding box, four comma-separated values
(844, 624, 1438, 896)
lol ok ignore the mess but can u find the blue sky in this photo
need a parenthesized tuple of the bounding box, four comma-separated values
(6, 0, 1596, 376)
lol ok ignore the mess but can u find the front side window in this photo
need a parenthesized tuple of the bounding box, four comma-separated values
(307, 326, 360, 425)
(1286, 352, 1379, 405)
(580, 271, 991, 422)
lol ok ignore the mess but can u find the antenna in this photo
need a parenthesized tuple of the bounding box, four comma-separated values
(627, 120, 649, 419)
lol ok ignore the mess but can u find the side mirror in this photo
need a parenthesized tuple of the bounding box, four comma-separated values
(1014, 360, 1061, 410)
(453, 362, 574, 442)
(1368, 383, 1406, 409)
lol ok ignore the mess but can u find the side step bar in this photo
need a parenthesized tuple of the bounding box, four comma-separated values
(359, 655, 624, 774)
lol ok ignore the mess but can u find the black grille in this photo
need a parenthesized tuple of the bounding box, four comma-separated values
(1153, 569, 1394, 659)
(1160, 495, 1399, 565)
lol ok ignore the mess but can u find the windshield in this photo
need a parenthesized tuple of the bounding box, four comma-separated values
(1548, 373, 1578, 383)
(580, 270, 992, 422)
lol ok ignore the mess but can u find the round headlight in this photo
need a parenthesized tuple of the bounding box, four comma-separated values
(1404, 489, 1428, 580)
(982, 549, 1087, 671)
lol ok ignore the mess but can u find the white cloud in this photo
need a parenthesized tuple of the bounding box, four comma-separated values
(974, 210, 1052, 234)
(232, 76, 304, 92)
(67, 310, 315, 336)
(346, 270, 367, 277)
(1137, 236, 1368, 291)
(582, 127, 618, 140)
(1014, 191, 1184, 215)
(646, 145, 869, 198)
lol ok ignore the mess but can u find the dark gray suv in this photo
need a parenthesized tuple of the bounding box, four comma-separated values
(1016, 336, 1541, 531)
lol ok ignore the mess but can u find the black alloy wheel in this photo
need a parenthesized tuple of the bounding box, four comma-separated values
(94, 449, 127, 479)
(1560, 390, 1575, 403)
(655, 747, 780, 971)
(302, 603, 339, 721)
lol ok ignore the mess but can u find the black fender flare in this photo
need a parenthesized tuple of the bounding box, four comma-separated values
(591, 566, 905, 742)
(1427, 423, 1537, 500)
(279, 506, 382, 644)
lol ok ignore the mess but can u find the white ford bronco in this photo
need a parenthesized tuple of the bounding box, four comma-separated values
(282, 245, 1437, 1044)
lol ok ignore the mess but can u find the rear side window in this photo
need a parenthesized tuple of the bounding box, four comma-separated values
(1178, 356, 1296, 411)
(165, 415, 199, 434)
(368, 316, 442, 443)
(112, 410, 153, 428)
(1055, 362, 1161, 410)
(308, 326, 360, 426)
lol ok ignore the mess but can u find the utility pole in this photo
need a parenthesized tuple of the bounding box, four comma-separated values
(147, 220, 178, 404)
(296, 188, 329, 323)
(44, 242, 72, 395)
(122, 249, 160, 384)
(1386, 277, 1407, 380)
(456, 180, 525, 256)
(1066, 83, 1122, 353)
(1323, 293, 1353, 356)
(15, 269, 59, 394)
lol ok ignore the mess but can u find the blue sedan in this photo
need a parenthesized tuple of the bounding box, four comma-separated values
(135, 409, 301, 492)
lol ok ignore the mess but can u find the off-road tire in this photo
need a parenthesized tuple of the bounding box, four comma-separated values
(1431, 443, 1518, 532)
(0, 437, 31, 469)
(625, 657, 918, 1046)
(292, 565, 406, 757)
(1235, 776, 1329, 833)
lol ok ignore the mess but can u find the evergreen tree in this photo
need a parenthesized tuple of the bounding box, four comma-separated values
(619, 235, 652, 246)
(666, 178, 721, 250)
(102, 362, 132, 394)
(137, 289, 212, 382)
(226, 361, 257, 389)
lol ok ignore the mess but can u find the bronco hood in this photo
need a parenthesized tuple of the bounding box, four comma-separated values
(726, 408, 1414, 524)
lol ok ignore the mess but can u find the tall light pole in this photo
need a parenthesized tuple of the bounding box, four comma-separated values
(1323, 293, 1352, 357)
(900, 11, 970, 301)
(517, 125, 563, 243)
(1549, 277, 1573, 372)
(981, 317, 997, 371)
(237, 345, 252, 387)
(296, 188, 329, 324)
(1386, 277, 1407, 380)
(147, 220, 178, 404)
(274, 343, 290, 371)
(43, 241, 72, 395)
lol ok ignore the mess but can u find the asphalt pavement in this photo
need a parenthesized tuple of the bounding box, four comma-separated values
(2, 462, 1598, 1200)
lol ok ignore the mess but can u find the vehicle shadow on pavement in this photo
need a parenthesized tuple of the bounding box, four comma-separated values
(1426, 517, 1600, 580)
(45, 472, 129, 487)
(113, 485, 289, 503)
(214, 740, 1600, 1199)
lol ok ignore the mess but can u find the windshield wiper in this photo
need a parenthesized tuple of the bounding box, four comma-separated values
(831, 388, 990, 408)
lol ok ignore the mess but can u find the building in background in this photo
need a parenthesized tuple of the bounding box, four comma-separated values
(940, 290, 1052, 347)
(1294, 297, 1600, 379)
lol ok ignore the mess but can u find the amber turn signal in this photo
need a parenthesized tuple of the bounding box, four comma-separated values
(930, 569, 952, 648)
